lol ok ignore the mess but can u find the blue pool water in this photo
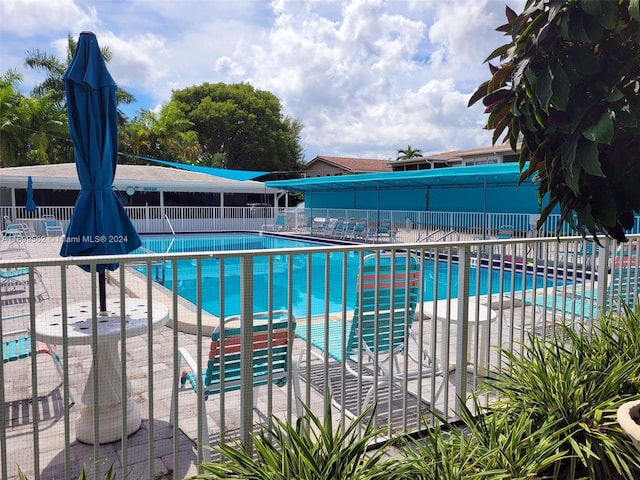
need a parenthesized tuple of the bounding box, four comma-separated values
(137, 233, 557, 318)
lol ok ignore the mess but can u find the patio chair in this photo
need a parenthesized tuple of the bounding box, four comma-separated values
(2, 328, 72, 403)
(295, 216, 313, 232)
(262, 214, 288, 232)
(565, 240, 599, 267)
(1, 267, 50, 307)
(330, 217, 347, 238)
(311, 218, 330, 236)
(516, 261, 638, 332)
(41, 214, 64, 237)
(496, 225, 514, 239)
(171, 310, 301, 460)
(3, 216, 29, 236)
(365, 220, 396, 243)
(1, 228, 25, 243)
(300, 252, 443, 411)
(352, 219, 368, 241)
(342, 218, 357, 239)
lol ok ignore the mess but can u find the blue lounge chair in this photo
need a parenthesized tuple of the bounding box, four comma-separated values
(523, 261, 639, 330)
(497, 225, 514, 239)
(3, 216, 29, 236)
(295, 216, 313, 232)
(171, 310, 301, 460)
(299, 253, 442, 410)
(262, 214, 288, 232)
(330, 217, 347, 238)
(342, 218, 357, 240)
(1, 267, 50, 307)
(41, 215, 64, 237)
(2, 329, 72, 403)
(352, 219, 368, 241)
(366, 220, 396, 243)
(311, 218, 330, 236)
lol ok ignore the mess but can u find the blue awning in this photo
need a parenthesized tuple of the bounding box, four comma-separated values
(121, 154, 269, 181)
(266, 162, 528, 192)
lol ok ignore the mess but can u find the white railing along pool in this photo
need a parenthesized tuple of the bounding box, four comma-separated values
(0, 232, 638, 479)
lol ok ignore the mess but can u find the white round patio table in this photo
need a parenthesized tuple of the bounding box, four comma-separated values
(35, 298, 169, 444)
(419, 299, 497, 374)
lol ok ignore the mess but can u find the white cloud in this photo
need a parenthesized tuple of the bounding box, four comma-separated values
(0, 0, 98, 36)
(96, 32, 169, 97)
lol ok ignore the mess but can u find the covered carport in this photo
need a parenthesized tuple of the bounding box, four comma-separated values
(267, 162, 540, 213)
(267, 162, 545, 237)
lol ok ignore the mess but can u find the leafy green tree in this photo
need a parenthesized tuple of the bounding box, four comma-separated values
(25, 33, 135, 122)
(396, 145, 422, 160)
(170, 82, 304, 172)
(469, 0, 640, 241)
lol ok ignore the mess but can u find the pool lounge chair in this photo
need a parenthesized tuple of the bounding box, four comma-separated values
(299, 252, 443, 411)
(342, 218, 357, 240)
(262, 214, 288, 232)
(352, 219, 368, 241)
(365, 220, 396, 243)
(171, 310, 301, 461)
(2, 329, 72, 403)
(330, 217, 347, 239)
(1, 228, 25, 242)
(3, 216, 29, 236)
(1, 267, 51, 308)
(516, 263, 638, 332)
(41, 215, 64, 236)
(496, 225, 514, 239)
(295, 216, 313, 232)
(311, 218, 330, 236)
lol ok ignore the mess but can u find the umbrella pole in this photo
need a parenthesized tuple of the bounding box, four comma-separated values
(99, 272, 107, 314)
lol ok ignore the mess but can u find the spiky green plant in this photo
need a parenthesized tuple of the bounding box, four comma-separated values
(472, 308, 640, 479)
(191, 398, 404, 479)
(398, 412, 507, 480)
(17, 464, 116, 479)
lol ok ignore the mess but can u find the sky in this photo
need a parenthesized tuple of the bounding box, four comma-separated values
(0, 0, 527, 162)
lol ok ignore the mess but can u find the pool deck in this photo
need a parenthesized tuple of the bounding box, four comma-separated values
(1, 233, 552, 479)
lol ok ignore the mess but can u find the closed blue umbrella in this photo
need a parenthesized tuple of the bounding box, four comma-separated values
(60, 31, 141, 312)
(25, 176, 37, 212)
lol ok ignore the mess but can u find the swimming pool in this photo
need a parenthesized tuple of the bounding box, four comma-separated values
(137, 233, 557, 318)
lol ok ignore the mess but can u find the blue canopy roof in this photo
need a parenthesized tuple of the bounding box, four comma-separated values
(266, 162, 528, 192)
(121, 154, 268, 181)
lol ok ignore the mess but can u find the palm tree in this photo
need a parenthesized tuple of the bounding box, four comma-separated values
(396, 145, 423, 160)
(0, 70, 70, 166)
(25, 33, 135, 121)
(119, 105, 201, 164)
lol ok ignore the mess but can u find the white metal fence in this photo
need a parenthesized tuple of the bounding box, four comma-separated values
(5, 204, 640, 237)
(1, 228, 639, 478)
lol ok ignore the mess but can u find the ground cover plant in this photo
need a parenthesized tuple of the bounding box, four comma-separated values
(192, 306, 640, 480)
(192, 399, 407, 479)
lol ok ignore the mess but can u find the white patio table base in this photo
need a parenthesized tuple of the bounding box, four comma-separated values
(35, 298, 169, 444)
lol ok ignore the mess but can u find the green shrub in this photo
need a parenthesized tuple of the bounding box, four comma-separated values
(467, 307, 640, 479)
(191, 399, 406, 479)
(398, 413, 507, 480)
